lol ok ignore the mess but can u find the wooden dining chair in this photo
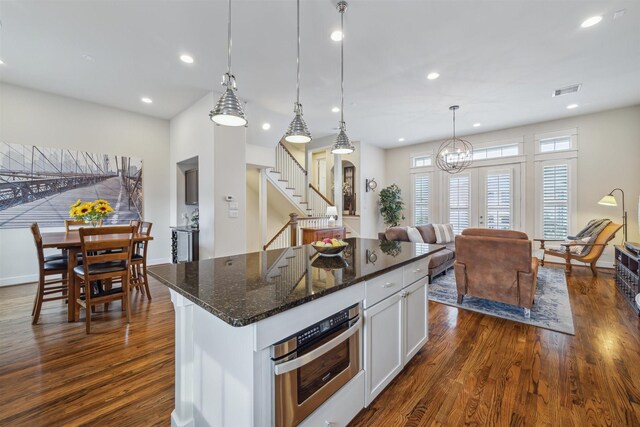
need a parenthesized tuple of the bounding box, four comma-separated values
(130, 222, 153, 300)
(74, 225, 135, 334)
(65, 219, 102, 231)
(30, 223, 68, 325)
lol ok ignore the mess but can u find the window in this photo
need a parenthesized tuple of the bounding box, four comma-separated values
(412, 155, 432, 168)
(413, 174, 430, 225)
(449, 175, 470, 234)
(539, 136, 571, 153)
(542, 164, 569, 239)
(472, 144, 519, 160)
(486, 172, 512, 230)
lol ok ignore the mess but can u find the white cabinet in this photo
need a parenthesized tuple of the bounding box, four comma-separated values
(403, 279, 428, 363)
(363, 259, 430, 407)
(364, 293, 403, 405)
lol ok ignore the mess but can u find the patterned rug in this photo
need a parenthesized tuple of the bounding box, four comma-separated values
(429, 266, 575, 335)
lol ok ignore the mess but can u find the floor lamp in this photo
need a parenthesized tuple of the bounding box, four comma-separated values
(598, 188, 627, 242)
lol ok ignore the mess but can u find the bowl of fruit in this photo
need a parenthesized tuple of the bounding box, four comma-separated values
(311, 238, 349, 257)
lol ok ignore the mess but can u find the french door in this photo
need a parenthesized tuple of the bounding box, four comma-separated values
(444, 164, 521, 233)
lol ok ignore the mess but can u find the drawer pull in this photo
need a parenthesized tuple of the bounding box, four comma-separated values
(382, 282, 395, 288)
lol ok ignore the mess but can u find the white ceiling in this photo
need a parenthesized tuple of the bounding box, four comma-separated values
(1, 0, 639, 148)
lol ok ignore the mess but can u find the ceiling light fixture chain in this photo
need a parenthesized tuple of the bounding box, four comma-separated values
(284, 0, 312, 143)
(332, 0, 355, 155)
(435, 105, 473, 174)
(209, 0, 247, 127)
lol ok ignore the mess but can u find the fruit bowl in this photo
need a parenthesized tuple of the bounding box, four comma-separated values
(311, 242, 349, 257)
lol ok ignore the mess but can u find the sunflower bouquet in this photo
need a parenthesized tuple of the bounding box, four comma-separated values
(69, 199, 114, 225)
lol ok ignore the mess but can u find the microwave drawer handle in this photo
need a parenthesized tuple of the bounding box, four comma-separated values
(274, 317, 361, 376)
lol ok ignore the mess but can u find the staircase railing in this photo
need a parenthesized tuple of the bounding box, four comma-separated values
(275, 141, 307, 200)
(308, 184, 332, 217)
(264, 213, 330, 251)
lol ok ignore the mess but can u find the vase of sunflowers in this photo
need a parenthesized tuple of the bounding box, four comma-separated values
(69, 199, 114, 226)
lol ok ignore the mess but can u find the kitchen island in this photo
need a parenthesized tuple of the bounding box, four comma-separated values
(149, 238, 443, 427)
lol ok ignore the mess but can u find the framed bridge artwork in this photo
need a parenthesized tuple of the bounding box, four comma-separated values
(0, 142, 143, 229)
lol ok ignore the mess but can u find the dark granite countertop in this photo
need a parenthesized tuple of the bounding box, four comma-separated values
(148, 238, 444, 327)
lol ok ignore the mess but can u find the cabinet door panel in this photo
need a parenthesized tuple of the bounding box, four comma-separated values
(403, 279, 428, 364)
(364, 294, 403, 406)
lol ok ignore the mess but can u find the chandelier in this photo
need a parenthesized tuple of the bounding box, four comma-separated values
(435, 105, 473, 174)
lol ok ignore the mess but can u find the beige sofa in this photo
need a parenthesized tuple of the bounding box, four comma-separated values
(378, 224, 455, 281)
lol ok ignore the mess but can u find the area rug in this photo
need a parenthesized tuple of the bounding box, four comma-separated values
(429, 267, 575, 335)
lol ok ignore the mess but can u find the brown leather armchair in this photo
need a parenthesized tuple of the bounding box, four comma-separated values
(454, 228, 538, 318)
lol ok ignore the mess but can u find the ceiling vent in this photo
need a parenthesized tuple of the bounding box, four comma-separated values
(553, 84, 582, 97)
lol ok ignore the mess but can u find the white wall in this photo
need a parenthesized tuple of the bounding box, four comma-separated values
(359, 143, 386, 238)
(169, 93, 215, 259)
(385, 105, 640, 266)
(0, 83, 170, 285)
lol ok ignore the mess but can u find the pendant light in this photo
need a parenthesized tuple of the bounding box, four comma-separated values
(331, 1, 355, 155)
(283, 0, 312, 143)
(435, 106, 473, 174)
(209, 0, 247, 127)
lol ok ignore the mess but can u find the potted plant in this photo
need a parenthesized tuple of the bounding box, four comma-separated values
(378, 184, 405, 228)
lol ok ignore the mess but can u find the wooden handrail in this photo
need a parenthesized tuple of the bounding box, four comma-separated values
(309, 184, 333, 206)
(263, 220, 291, 251)
(279, 141, 307, 175)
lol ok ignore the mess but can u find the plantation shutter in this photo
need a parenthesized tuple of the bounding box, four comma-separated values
(542, 164, 569, 239)
(449, 175, 470, 234)
(486, 172, 512, 230)
(414, 174, 430, 226)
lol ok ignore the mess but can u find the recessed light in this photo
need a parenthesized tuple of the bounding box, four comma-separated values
(581, 16, 602, 28)
(473, 123, 481, 127)
(141, 97, 153, 104)
(81, 53, 94, 62)
(180, 54, 194, 64)
(331, 107, 340, 113)
(262, 123, 271, 130)
(427, 72, 440, 80)
(398, 138, 405, 142)
(566, 104, 579, 109)
(330, 30, 343, 42)
(0, 59, 4, 65)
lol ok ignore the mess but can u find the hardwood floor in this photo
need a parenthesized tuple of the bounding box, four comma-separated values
(1, 266, 639, 426)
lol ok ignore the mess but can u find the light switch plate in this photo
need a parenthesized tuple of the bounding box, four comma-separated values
(228, 210, 239, 218)
(229, 202, 239, 210)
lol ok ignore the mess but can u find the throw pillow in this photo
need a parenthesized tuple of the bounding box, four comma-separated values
(406, 226, 424, 243)
(433, 224, 455, 244)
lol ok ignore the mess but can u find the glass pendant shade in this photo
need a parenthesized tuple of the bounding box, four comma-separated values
(284, 103, 311, 143)
(210, 80, 247, 127)
(436, 105, 473, 174)
(331, 123, 354, 154)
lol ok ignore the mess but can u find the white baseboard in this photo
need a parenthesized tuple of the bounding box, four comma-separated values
(0, 274, 38, 287)
(148, 257, 172, 266)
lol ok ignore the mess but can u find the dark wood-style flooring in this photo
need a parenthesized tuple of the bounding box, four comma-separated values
(1, 266, 639, 426)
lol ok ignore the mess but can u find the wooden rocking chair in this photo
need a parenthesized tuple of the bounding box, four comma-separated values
(535, 222, 622, 275)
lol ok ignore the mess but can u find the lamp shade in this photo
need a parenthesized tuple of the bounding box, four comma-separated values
(598, 194, 617, 206)
(209, 87, 247, 127)
(284, 110, 312, 143)
(326, 206, 338, 217)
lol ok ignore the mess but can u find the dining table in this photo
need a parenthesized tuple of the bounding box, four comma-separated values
(41, 229, 154, 322)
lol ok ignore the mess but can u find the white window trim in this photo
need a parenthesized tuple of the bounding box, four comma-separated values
(534, 128, 578, 155)
(411, 171, 433, 226)
(409, 151, 434, 170)
(534, 157, 577, 239)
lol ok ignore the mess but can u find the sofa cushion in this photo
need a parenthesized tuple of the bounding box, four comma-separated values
(406, 226, 424, 243)
(461, 228, 528, 240)
(444, 242, 456, 254)
(416, 224, 437, 243)
(429, 249, 455, 269)
(385, 227, 409, 242)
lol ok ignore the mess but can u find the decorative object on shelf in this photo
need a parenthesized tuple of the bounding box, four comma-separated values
(378, 184, 405, 228)
(598, 188, 627, 242)
(331, 1, 355, 155)
(209, 0, 247, 127)
(436, 105, 473, 174)
(365, 178, 378, 192)
(326, 205, 338, 227)
(181, 212, 190, 227)
(283, 0, 312, 144)
(69, 199, 114, 226)
(191, 208, 199, 229)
